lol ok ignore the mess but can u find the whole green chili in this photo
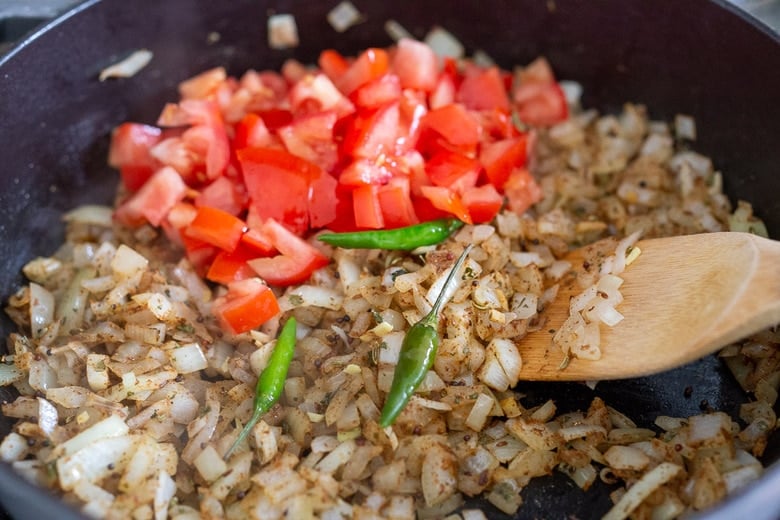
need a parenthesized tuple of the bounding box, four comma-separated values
(224, 316, 297, 460)
(318, 218, 464, 250)
(379, 245, 473, 427)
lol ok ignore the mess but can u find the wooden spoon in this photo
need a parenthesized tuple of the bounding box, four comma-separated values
(517, 232, 780, 381)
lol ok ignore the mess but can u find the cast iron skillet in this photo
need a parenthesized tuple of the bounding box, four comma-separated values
(0, 0, 778, 518)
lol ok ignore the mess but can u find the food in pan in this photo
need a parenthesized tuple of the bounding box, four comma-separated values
(0, 37, 777, 519)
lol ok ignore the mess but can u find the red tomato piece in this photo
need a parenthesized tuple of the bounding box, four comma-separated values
(206, 246, 258, 285)
(480, 136, 529, 189)
(396, 91, 428, 153)
(180, 234, 219, 277)
(185, 206, 247, 252)
(241, 227, 275, 255)
(419, 186, 473, 224)
(195, 176, 245, 216)
(178, 67, 227, 100)
(392, 38, 438, 92)
(289, 74, 354, 118)
(424, 151, 481, 194)
(412, 194, 449, 222)
(114, 166, 187, 228)
(338, 159, 393, 186)
(247, 219, 329, 286)
(353, 185, 385, 229)
(513, 82, 568, 127)
(179, 100, 230, 180)
(282, 59, 308, 84)
(421, 104, 481, 148)
(350, 74, 402, 109)
(429, 73, 455, 110)
(213, 279, 280, 334)
(318, 49, 350, 81)
(277, 111, 339, 171)
(238, 147, 315, 235)
(457, 66, 510, 112)
(234, 113, 271, 149)
(341, 101, 400, 159)
(257, 109, 293, 131)
(462, 184, 503, 223)
(108, 123, 163, 191)
(504, 168, 543, 215)
(517, 57, 556, 85)
(378, 177, 418, 228)
(336, 48, 389, 95)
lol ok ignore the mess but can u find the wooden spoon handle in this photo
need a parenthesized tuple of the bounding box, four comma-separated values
(518, 232, 780, 381)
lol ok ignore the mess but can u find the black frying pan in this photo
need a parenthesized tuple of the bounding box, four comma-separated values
(0, 0, 778, 518)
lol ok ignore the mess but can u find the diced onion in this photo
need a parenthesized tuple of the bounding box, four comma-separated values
(268, 14, 299, 49)
(423, 26, 465, 59)
(327, 1, 361, 33)
(99, 49, 152, 81)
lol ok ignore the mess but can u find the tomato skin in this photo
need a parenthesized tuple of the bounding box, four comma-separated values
(504, 168, 543, 214)
(278, 111, 338, 171)
(419, 185, 473, 224)
(233, 113, 271, 149)
(185, 206, 246, 253)
(308, 168, 339, 229)
(213, 278, 280, 334)
(352, 185, 385, 229)
(421, 104, 481, 148)
(457, 66, 510, 112)
(115, 166, 187, 228)
(339, 159, 393, 186)
(462, 183, 503, 223)
(392, 38, 438, 92)
(238, 147, 316, 235)
(247, 219, 329, 286)
(480, 136, 529, 189)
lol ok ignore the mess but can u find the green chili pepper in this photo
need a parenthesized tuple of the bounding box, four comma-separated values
(379, 245, 473, 427)
(224, 316, 297, 460)
(318, 218, 464, 250)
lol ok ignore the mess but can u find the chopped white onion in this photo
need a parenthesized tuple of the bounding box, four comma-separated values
(99, 49, 153, 81)
(384, 19, 414, 42)
(268, 14, 299, 49)
(327, 1, 361, 33)
(423, 26, 464, 59)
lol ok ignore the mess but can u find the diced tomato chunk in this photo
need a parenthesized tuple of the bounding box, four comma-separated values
(108, 123, 164, 191)
(424, 151, 481, 194)
(514, 82, 568, 127)
(257, 109, 293, 131)
(206, 246, 259, 285)
(289, 74, 354, 117)
(318, 49, 350, 81)
(247, 219, 329, 286)
(350, 74, 402, 109)
(429, 73, 455, 110)
(353, 185, 385, 229)
(421, 104, 481, 148)
(178, 67, 227, 100)
(480, 136, 529, 189)
(378, 177, 418, 228)
(504, 168, 543, 214)
(392, 39, 438, 92)
(115, 167, 187, 228)
(341, 101, 399, 159)
(457, 66, 510, 112)
(195, 176, 245, 216)
(336, 48, 389, 95)
(233, 113, 271, 149)
(419, 186, 472, 224)
(213, 279, 280, 334)
(278, 111, 338, 171)
(241, 227, 275, 255)
(185, 206, 246, 252)
(180, 234, 219, 277)
(339, 159, 393, 186)
(462, 184, 503, 223)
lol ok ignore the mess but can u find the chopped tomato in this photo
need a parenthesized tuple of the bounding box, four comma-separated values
(289, 74, 354, 117)
(185, 206, 246, 252)
(308, 169, 339, 229)
(206, 246, 258, 285)
(233, 113, 271, 149)
(247, 219, 329, 286)
(429, 73, 455, 110)
(318, 49, 350, 81)
(392, 38, 438, 92)
(424, 151, 481, 194)
(395, 92, 428, 153)
(517, 57, 556, 85)
(480, 136, 529, 189)
(339, 158, 394, 186)
(350, 74, 402, 109)
(421, 104, 481, 148)
(353, 185, 385, 229)
(378, 177, 418, 228)
(341, 101, 400, 159)
(178, 67, 226, 100)
(108, 123, 163, 191)
(238, 147, 318, 235)
(514, 82, 568, 127)
(195, 176, 245, 216)
(257, 108, 293, 131)
(462, 184, 503, 223)
(213, 278, 280, 334)
(241, 227, 275, 255)
(179, 100, 230, 180)
(504, 168, 543, 214)
(336, 48, 389, 95)
(419, 186, 472, 224)
(115, 166, 187, 227)
(457, 66, 510, 112)
(180, 234, 219, 277)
